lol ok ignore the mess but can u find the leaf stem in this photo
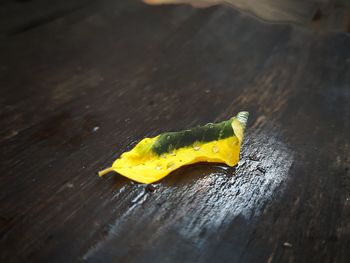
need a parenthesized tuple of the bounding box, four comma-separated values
(98, 167, 113, 177)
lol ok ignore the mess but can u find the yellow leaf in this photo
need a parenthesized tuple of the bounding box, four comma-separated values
(99, 111, 249, 184)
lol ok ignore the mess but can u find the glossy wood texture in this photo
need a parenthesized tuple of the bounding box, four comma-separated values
(1, 1, 350, 262)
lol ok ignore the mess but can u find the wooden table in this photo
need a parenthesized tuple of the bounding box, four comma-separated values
(1, 1, 350, 262)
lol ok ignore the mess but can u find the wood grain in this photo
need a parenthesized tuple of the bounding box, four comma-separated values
(0, 0, 349, 262)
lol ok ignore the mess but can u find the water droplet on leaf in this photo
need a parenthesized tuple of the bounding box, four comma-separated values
(193, 145, 200, 151)
(232, 140, 239, 146)
(167, 162, 176, 170)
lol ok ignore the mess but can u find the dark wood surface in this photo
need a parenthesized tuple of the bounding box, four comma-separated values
(1, 1, 350, 262)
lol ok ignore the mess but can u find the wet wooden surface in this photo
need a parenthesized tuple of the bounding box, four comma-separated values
(1, 0, 350, 262)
